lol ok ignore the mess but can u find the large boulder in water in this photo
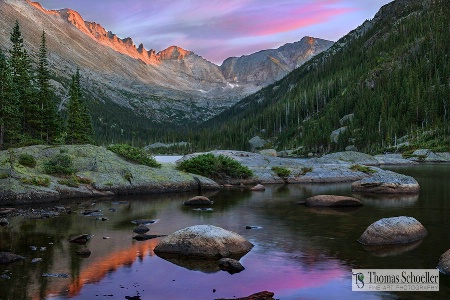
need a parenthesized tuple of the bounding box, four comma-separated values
(437, 249, 450, 275)
(305, 195, 363, 207)
(358, 216, 427, 245)
(351, 170, 420, 194)
(154, 225, 253, 258)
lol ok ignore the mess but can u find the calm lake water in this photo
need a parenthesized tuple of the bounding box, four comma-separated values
(1, 164, 449, 300)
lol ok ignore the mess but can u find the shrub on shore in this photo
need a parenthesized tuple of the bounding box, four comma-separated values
(107, 144, 161, 168)
(177, 153, 253, 179)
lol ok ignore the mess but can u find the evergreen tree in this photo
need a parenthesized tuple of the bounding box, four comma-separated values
(66, 68, 93, 144)
(36, 30, 62, 143)
(0, 49, 21, 148)
(9, 20, 39, 143)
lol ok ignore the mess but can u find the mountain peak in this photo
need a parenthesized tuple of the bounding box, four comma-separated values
(157, 46, 192, 60)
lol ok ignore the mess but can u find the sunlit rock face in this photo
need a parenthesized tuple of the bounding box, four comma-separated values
(1, 0, 333, 124)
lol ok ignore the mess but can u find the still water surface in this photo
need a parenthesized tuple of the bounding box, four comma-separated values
(0, 164, 449, 300)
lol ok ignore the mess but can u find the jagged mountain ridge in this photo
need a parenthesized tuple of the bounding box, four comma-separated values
(0, 0, 333, 127)
(221, 37, 332, 86)
(31, 1, 192, 65)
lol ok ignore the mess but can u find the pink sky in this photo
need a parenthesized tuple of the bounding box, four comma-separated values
(37, 0, 392, 64)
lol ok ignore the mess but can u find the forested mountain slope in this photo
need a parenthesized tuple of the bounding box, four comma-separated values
(201, 0, 449, 154)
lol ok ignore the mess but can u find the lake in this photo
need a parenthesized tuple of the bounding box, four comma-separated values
(0, 164, 449, 299)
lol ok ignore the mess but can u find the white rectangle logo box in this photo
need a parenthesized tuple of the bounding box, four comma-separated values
(352, 269, 439, 292)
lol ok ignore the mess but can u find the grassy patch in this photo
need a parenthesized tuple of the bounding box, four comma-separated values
(43, 154, 76, 175)
(107, 144, 161, 168)
(300, 167, 313, 175)
(350, 164, 376, 174)
(18, 154, 37, 168)
(177, 153, 253, 179)
(58, 178, 79, 188)
(20, 176, 51, 187)
(57, 175, 93, 188)
(271, 166, 291, 177)
(122, 169, 133, 183)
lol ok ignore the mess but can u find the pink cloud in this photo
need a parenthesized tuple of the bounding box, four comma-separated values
(213, 0, 355, 37)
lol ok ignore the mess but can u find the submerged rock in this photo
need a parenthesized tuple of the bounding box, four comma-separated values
(131, 219, 158, 225)
(154, 225, 253, 258)
(215, 291, 275, 300)
(251, 184, 265, 191)
(132, 234, 166, 241)
(362, 240, 423, 257)
(245, 225, 262, 229)
(76, 247, 91, 257)
(304, 195, 363, 207)
(0, 252, 25, 265)
(351, 170, 420, 194)
(0, 208, 15, 216)
(184, 196, 213, 206)
(42, 273, 70, 278)
(68, 234, 92, 244)
(358, 216, 427, 245)
(218, 258, 245, 274)
(437, 249, 450, 275)
(133, 224, 150, 234)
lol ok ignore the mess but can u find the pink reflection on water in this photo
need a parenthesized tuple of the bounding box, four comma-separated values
(72, 246, 350, 300)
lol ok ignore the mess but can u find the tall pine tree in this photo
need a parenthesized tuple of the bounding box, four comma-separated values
(36, 30, 62, 143)
(9, 20, 39, 143)
(66, 68, 93, 144)
(0, 49, 21, 149)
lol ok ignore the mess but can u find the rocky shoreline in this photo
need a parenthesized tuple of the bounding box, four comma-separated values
(0, 145, 218, 206)
(1, 146, 448, 205)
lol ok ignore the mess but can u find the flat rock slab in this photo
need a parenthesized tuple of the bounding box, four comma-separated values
(305, 195, 363, 207)
(358, 216, 427, 245)
(316, 151, 380, 166)
(0, 252, 25, 265)
(437, 249, 450, 275)
(184, 196, 213, 206)
(351, 170, 420, 194)
(154, 225, 253, 258)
